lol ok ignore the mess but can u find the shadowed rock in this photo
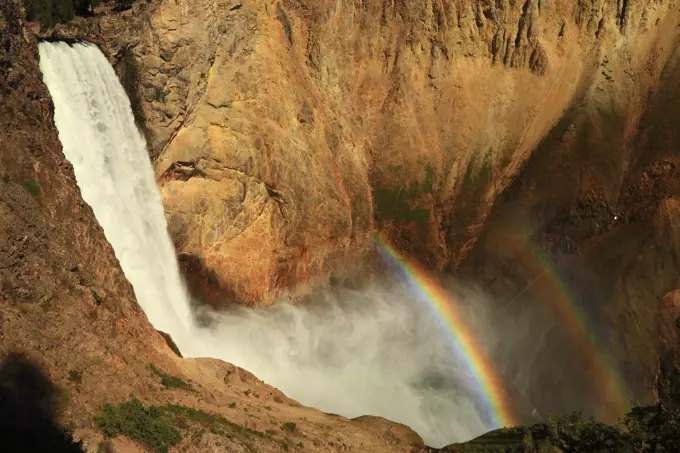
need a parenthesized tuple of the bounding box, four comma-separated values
(0, 352, 85, 453)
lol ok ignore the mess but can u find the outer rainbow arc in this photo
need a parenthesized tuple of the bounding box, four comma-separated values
(374, 235, 517, 429)
(524, 245, 630, 419)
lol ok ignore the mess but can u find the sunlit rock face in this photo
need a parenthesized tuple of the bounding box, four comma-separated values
(51, 0, 678, 303)
(46, 0, 680, 425)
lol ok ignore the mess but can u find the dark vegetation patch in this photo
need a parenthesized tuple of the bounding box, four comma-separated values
(147, 364, 193, 391)
(442, 405, 680, 452)
(463, 149, 493, 191)
(372, 163, 435, 228)
(94, 398, 266, 453)
(25, 0, 94, 28)
(281, 421, 297, 433)
(23, 179, 40, 197)
(160, 404, 264, 439)
(68, 369, 83, 384)
(25, 0, 136, 29)
(94, 399, 181, 453)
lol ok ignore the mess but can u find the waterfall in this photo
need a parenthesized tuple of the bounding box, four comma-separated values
(37, 41, 196, 349)
(38, 41, 492, 447)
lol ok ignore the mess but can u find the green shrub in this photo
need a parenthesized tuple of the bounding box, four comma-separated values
(23, 180, 40, 197)
(90, 289, 102, 305)
(282, 422, 296, 433)
(450, 404, 680, 452)
(94, 398, 181, 453)
(25, 0, 74, 28)
(210, 426, 225, 436)
(372, 163, 435, 229)
(148, 364, 192, 391)
(73, 0, 99, 15)
(68, 369, 83, 384)
(25, 0, 53, 28)
(25, 0, 118, 29)
(51, 0, 75, 25)
(158, 404, 264, 439)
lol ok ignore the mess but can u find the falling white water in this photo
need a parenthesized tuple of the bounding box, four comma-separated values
(37, 41, 196, 349)
(38, 41, 492, 447)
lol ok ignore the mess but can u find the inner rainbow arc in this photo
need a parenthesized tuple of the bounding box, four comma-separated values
(374, 235, 517, 429)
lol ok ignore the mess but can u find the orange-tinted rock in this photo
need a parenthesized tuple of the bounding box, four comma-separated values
(38, 0, 680, 426)
(46, 0, 679, 308)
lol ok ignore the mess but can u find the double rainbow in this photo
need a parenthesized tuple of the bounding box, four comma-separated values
(374, 235, 517, 429)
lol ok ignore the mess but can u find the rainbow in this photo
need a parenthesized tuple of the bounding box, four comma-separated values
(509, 240, 631, 420)
(374, 235, 517, 429)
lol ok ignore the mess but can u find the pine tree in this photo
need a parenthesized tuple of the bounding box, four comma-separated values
(26, 0, 108, 29)
(51, 0, 75, 24)
(25, 0, 53, 28)
(73, 0, 100, 16)
(73, 0, 90, 15)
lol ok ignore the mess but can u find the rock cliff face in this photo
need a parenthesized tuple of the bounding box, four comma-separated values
(0, 2, 431, 452)
(50, 0, 680, 304)
(40, 0, 680, 430)
(458, 29, 680, 423)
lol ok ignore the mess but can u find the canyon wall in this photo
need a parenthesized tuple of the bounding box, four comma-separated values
(51, 0, 680, 305)
(45, 0, 680, 425)
(457, 17, 680, 422)
(0, 2, 431, 452)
